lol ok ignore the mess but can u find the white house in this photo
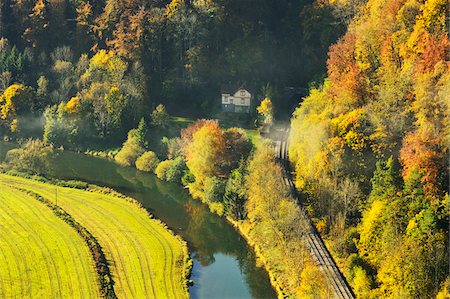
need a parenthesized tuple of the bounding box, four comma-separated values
(221, 84, 251, 113)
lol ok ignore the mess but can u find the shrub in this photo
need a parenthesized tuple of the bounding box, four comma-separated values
(115, 141, 144, 166)
(181, 170, 195, 186)
(154, 160, 172, 180)
(154, 157, 186, 183)
(135, 151, 159, 172)
(165, 157, 185, 183)
(115, 119, 147, 167)
(4, 139, 54, 175)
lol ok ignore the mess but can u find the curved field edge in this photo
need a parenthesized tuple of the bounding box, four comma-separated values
(0, 172, 192, 299)
(0, 184, 100, 298)
(14, 187, 117, 298)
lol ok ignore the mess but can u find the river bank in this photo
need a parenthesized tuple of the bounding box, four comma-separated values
(0, 142, 277, 298)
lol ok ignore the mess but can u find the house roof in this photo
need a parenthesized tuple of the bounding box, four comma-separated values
(221, 83, 249, 94)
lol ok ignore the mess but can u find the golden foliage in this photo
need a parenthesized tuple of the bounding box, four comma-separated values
(65, 97, 81, 114)
(185, 121, 224, 182)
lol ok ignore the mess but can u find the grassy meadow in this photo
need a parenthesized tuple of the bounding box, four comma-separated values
(0, 183, 99, 298)
(0, 174, 190, 299)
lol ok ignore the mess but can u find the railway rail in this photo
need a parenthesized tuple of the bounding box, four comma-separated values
(273, 125, 355, 299)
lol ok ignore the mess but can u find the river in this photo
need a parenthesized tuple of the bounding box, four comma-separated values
(0, 143, 276, 299)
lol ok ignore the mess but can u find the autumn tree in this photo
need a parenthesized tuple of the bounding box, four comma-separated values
(221, 127, 253, 174)
(256, 97, 273, 125)
(399, 129, 446, 199)
(23, 0, 49, 48)
(185, 120, 224, 182)
(0, 83, 33, 132)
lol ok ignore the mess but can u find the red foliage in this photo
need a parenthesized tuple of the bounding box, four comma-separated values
(327, 32, 357, 85)
(416, 31, 450, 73)
(327, 32, 364, 106)
(180, 119, 218, 152)
(399, 130, 445, 197)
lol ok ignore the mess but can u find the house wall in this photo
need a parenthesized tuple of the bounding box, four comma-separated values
(222, 103, 236, 112)
(221, 89, 251, 113)
(233, 89, 251, 106)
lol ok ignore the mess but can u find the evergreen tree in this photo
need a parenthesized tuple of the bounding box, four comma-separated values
(369, 156, 399, 201)
(224, 160, 247, 220)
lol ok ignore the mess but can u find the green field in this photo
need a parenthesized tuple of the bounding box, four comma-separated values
(0, 174, 189, 299)
(0, 183, 99, 298)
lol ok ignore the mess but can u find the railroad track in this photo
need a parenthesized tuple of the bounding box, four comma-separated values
(273, 125, 355, 299)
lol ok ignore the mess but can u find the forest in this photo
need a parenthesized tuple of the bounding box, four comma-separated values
(289, 0, 449, 297)
(0, 0, 448, 298)
(0, 0, 345, 146)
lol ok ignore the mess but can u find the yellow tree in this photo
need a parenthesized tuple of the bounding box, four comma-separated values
(65, 96, 81, 114)
(185, 121, 224, 182)
(0, 84, 33, 132)
(257, 97, 273, 125)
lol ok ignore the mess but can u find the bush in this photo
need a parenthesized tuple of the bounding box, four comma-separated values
(165, 157, 185, 183)
(204, 177, 226, 203)
(115, 119, 147, 167)
(181, 170, 195, 186)
(115, 141, 144, 166)
(154, 160, 172, 180)
(154, 157, 186, 183)
(4, 139, 54, 175)
(135, 151, 159, 172)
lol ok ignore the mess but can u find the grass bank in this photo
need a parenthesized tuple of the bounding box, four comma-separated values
(0, 183, 100, 298)
(0, 174, 191, 299)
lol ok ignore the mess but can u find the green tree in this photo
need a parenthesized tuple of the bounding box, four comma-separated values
(43, 103, 79, 147)
(115, 119, 147, 166)
(98, 86, 127, 135)
(224, 160, 247, 220)
(151, 104, 170, 128)
(369, 156, 399, 201)
(204, 177, 226, 203)
(154, 157, 185, 183)
(5, 139, 53, 175)
(165, 157, 186, 183)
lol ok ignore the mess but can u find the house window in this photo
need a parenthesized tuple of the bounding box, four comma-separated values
(240, 90, 245, 96)
(230, 98, 233, 104)
(241, 98, 245, 104)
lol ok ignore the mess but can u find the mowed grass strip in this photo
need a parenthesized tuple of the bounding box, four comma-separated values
(1, 174, 190, 299)
(0, 183, 99, 299)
